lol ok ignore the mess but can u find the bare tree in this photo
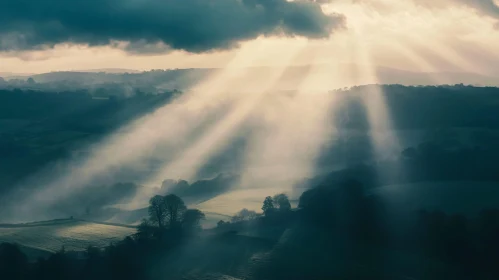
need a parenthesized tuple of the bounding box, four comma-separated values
(164, 194, 187, 228)
(148, 195, 166, 228)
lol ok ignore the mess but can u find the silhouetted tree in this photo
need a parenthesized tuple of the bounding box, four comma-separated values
(262, 196, 275, 216)
(273, 193, 291, 212)
(182, 209, 205, 232)
(42, 247, 71, 280)
(148, 195, 166, 228)
(106, 237, 142, 280)
(26, 77, 35, 85)
(231, 208, 258, 223)
(164, 194, 187, 228)
(135, 219, 157, 240)
(217, 220, 227, 227)
(83, 246, 106, 279)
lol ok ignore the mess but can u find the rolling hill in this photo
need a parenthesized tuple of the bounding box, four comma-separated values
(0, 219, 135, 254)
(370, 181, 499, 219)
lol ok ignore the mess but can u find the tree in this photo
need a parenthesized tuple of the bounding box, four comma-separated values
(231, 208, 258, 223)
(217, 220, 227, 227)
(182, 209, 205, 231)
(135, 219, 157, 239)
(273, 193, 291, 211)
(262, 196, 275, 216)
(148, 195, 167, 228)
(27, 77, 36, 85)
(163, 194, 187, 228)
(83, 246, 104, 279)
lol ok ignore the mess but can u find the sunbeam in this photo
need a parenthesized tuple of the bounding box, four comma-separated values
(349, 25, 401, 160)
(406, 35, 483, 75)
(146, 41, 309, 186)
(8, 41, 277, 216)
(381, 41, 449, 85)
(237, 56, 340, 200)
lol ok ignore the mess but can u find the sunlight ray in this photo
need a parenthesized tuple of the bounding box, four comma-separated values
(385, 41, 455, 85)
(15, 41, 273, 214)
(145, 41, 309, 185)
(349, 23, 401, 160)
(238, 54, 340, 193)
(406, 35, 483, 75)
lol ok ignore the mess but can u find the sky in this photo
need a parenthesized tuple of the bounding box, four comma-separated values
(1, 0, 498, 75)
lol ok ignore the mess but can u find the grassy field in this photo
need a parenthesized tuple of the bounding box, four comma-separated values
(0, 219, 136, 253)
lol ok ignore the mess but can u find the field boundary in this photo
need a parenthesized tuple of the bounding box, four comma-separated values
(77, 219, 137, 229)
(0, 218, 78, 228)
(0, 218, 137, 229)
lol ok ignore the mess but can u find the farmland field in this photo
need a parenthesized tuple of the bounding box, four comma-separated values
(0, 219, 136, 253)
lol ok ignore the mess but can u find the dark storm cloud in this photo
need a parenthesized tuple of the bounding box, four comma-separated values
(0, 0, 345, 53)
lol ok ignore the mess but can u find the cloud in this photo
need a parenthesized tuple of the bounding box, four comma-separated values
(416, 0, 499, 18)
(459, 0, 499, 17)
(0, 0, 345, 53)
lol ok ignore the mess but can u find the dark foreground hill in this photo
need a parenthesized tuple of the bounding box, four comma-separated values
(2, 177, 499, 280)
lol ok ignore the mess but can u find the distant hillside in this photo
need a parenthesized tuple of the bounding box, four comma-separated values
(29, 68, 214, 90)
(3, 65, 497, 93)
(76, 68, 141, 74)
(376, 66, 498, 87)
(0, 72, 34, 79)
